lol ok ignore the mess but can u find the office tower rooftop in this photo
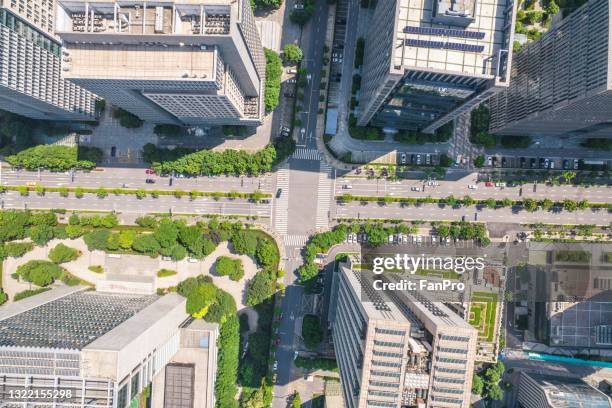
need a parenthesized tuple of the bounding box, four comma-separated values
(358, 0, 515, 133)
(0, 2, 97, 121)
(518, 372, 612, 408)
(328, 260, 478, 408)
(55, 0, 265, 126)
(489, 0, 612, 137)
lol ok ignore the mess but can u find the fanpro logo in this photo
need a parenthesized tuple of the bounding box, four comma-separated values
(372, 254, 485, 275)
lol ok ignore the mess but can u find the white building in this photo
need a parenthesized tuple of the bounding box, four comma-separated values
(55, 0, 265, 126)
(0, 285, 218, 408)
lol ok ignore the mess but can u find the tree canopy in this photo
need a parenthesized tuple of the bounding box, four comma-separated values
(283, 44, 303, 63)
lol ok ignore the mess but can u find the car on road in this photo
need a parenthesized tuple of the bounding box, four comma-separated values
(520, 157, 526, 167)
(273, 361, 278, 371)
(562, 159, 569, 169)
(485, 182, 494, 187)
(283, 92, 295, 98)
(293, 351, 299, 360)
(501, 157, 507, 167)
(574, 159, 579, 169)
(530, 158, 537, 168)
(300, 128, 306, 137)
(400, 153, 407, 164)
(287, 68, 297, 74)
(544, 158, 550, 169)
(416, 235, 423, 246)
(468, 184, 477, 189)
(445, 237, 451, 245)
(487, 156, 493, 166)
(276, 188, 282, 198)
(426, 154, 431, 165)
(388, 234, 395, 244)
(145, 168, 155, 174)
(342, 184, 352, 189)
(294, 3, 304, 9)
(411, 186, 421, 192)
(474, 212, 478, 221)
(495, 182, 506, 187)
(549, 160, 555, 169)
(416, 154, 422, 165)
(287, 78, 296, 84)
(145, 178, 155, 184)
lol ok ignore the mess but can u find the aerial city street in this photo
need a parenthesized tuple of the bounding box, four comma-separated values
(0, 0, 610, 407)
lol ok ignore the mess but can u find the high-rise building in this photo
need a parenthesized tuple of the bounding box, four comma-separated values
(328, 260, 478, 408)
(517, 372, 612, 408)
(489, 0, 612, 137)
(0, 0, 97, 120)
(356, 0, 516, 133)
(55, 0, 265, 126)
(0, 285, 218, 408)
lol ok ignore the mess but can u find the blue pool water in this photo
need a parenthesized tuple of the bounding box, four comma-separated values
(526, 352, 612, 368)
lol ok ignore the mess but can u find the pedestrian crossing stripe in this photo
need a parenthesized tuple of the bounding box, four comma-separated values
(292, 148, 321, 161)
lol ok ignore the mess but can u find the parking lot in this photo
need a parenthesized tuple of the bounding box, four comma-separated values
(484, 155, 583, 170)
(397, 151, 441, 167)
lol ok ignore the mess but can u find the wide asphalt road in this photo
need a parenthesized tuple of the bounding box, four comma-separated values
(337, 174, 612, 203)
(0, 167, 275, 194)
(334, 201, 612, 225)
(0, 191, 272, 218)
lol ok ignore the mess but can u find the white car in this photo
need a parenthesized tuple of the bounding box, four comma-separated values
(273, 361, 278, 371)
(495, 182, 506, 187)
(416, 155, 422, 165)
(468, 184, 477, 189)
(411, 186, 421, 192)
(487, 156, 493, 166)
(388, 234, 395, 244)
(400, 153, 407, 164)
(343, 184, 353, 189)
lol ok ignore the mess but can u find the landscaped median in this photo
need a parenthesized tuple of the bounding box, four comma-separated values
(336, 193, 612, 212)
(1, 185, 271, 201)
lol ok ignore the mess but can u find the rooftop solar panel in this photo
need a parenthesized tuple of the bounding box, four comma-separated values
(405, 38, 484, 53)
(0, 291, 159, 350)
(404, 26, 485, 40)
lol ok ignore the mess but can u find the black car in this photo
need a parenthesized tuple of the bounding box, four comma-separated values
(276, 188, 282, 198)
(530, 158, 536, 168)
(501, 157, 507, 167)
(562, 159, 569, 169)
(145, 178, 155, 184)
(520, 157, 526, 167)
(539, 158, 545, 168)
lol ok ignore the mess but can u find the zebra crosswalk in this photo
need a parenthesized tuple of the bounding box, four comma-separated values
(284, 235, 309, 247)
(291, 148, 321, 161)
(273, 165, 290, 235)
(315, 162, 333, 229)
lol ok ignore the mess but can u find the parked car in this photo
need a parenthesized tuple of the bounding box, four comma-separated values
(145, 178, 155, 184)
(468, 184, 477, 189)
(400, 153, 407, 164)
(411, 186, 421, 192)
(487, 156, 493, 166)
(276, 188, 283, 198)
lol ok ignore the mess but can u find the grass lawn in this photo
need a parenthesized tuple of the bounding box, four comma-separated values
(415, 268, 461, 280)
(469, 292, 498, 342)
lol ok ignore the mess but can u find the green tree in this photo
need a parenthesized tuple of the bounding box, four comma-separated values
(563, 199, 578, 212)
(154, 219, 179, 248)
(472, 374, 484, 395)
(83, 229, 111, 251)
(96, 187, 107, 198)
(231, 231, 258, 257)
(302, 314, 323, 350)
(501, 198, 513, 207)
(292, 392, 301, 408)
(463, 195, 475, 207)
(523, 198, 538, 212)
(264, 48, 282, 112)
(485, 198, 497, 209)
(65, 224, 83, 239)
(474, 155, 486, 167)
(132, 234, 161, 255)
(4, 242, 34, 258)
(577, 199, 589, 210)
(28, 225, 54, 246)
(541, 198, 553, 211)
(214, 315, 240, 408)
(256, 239, 278, 270)
(16, 260, 63, 286)
(48, 243, 80, 264)
(118, 230, 136, 249)
(215, 256, 245, 281)
(444, 195, 458, 207)
(246, 271, 275, 306)
(487, 383, 504, 401)
(283, 44, 303, 63)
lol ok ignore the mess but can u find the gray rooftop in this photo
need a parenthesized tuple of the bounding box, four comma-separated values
(524, 372, 612, 408)
(0, 287, 159, 350)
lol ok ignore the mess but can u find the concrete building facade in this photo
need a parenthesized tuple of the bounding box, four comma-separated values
(55, 0, 265, 126)
(328, 260, 478, 408)
(0, 285, 218, 408)
(0, 1, 97, 121)
(357, 0, 516, 133)
(489, 0, 612, 137)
